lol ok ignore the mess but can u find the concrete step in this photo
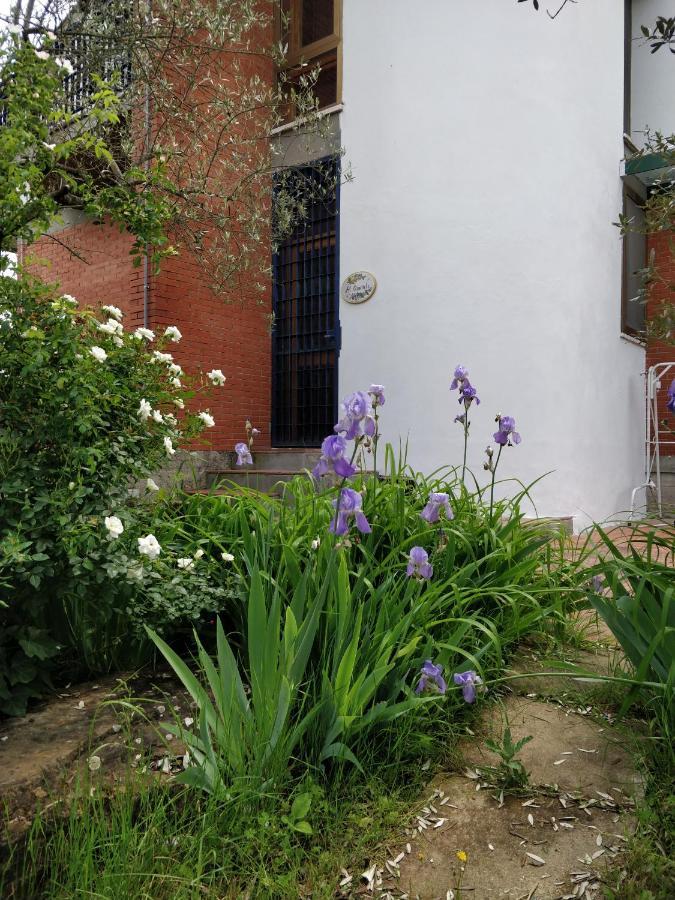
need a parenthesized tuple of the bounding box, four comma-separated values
(252, 448, 321, 470)
(212, 448, 320, 472)
(205, 469, 310, 494)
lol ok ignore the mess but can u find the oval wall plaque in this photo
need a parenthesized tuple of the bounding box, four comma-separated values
(341, 271, 377, 305)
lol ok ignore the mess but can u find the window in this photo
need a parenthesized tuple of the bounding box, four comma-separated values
(279, 0, 342, 116)
(272, 158, 340, 446)
(622, 185, 647, 337)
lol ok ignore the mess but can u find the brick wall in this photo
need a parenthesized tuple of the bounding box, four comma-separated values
(25, 224, 272, 453)
(646, 230, 675, 455)
(24, 4, 277, 455)
(22, 220, 144, 325)
(151, 252, 272, 452)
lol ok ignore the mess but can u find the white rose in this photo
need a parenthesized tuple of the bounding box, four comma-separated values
(104, 515, 124, 539)
(163, 436, 176, 457)
(152, 351, 173, 364)
(170, 377, 181, 388)
(138, 534, 161, 560)
(174, 399, 185, 409)
(61, 294, 77, 305)
(134, 327, 155, 341)
(138, 399, 152, 421)
(198, 411, 215, 428)
(193, 548, 205, 559)
(146, 478, 160, 492)
(164, 326, 182, 342)
(152, 409, 163, 424)
(168, 363, 182, 377)
(98, 317, 123, 336)
(311, 538, 320, 550)
(207, 369, 226, 386)
(177, 557, 194, 570)
(90, 346, 107, 362)
(221, 552, 234, 563)
(101, 305, 123, 321)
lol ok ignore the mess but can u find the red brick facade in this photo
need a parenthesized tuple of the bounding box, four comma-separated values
(24, 222, 272, 452)
(646, 230, 675, 455)
(24, 4, 278, 454)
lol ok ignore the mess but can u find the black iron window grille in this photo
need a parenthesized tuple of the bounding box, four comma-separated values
(272, 156, 340, 447)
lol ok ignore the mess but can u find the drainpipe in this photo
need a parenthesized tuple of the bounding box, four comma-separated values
(142, 248, 149, 327)
(142, 8, 152, 329)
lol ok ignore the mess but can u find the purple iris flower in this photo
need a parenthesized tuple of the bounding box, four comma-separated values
(493, 415, 521, 447)
(334, 391, 375, 440)
(330, 488, 371, 536)
(406, 546, 433, 580)
(667, 379, 675, 414)
(453, 670, 483, 703)
(450, 366, 469, 391)
(415, 660, 447, 695)
(368, 384, 386, 406)
(234, 442, 253, 466)
(459, 382, 480, 407)
(420, 492, 454, 524)
(312, 434, 357, 479)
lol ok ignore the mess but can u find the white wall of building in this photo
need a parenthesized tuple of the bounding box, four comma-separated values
(631, 0, 675, 144)
(337, 0, 646, 528)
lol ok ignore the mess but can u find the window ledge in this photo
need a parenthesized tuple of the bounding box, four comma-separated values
(271, 103, 344, 137)
(620, 331, 646, 348)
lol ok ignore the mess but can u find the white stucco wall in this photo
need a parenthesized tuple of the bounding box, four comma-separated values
(337, 0, 646, 528)
(631, 0, 675, 143)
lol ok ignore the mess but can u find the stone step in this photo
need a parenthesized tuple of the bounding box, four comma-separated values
(205, 469, 310, 494)
(214, 448, 321, 472)
(257, 448, 321, 470)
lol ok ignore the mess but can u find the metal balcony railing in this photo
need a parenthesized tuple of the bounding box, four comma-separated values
(0, 38, 132, 125)
(59, 35, 132, 115)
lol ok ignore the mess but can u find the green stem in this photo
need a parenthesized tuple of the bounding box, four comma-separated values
(489, 444, 503, 519)
(372, 408, 379, 481)
(461, 417, 469, 484)
(332, 441, 361, 536)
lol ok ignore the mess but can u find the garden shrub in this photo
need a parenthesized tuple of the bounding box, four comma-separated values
(0, 274, 227, 713)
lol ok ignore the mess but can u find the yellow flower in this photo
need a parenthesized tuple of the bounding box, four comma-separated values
(456, 850, 468, 863)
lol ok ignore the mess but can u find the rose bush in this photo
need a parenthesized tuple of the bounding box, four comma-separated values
(0, 273, 228, 713)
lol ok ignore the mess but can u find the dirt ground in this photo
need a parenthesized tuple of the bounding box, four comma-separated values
(339, 635, 643, 900)
(0, 671, 192, 844)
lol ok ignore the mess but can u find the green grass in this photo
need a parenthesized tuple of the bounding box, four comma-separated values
(2, 710, 470, 899)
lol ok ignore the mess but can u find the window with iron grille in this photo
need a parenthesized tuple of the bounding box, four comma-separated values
(272, 157, 340, 447)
